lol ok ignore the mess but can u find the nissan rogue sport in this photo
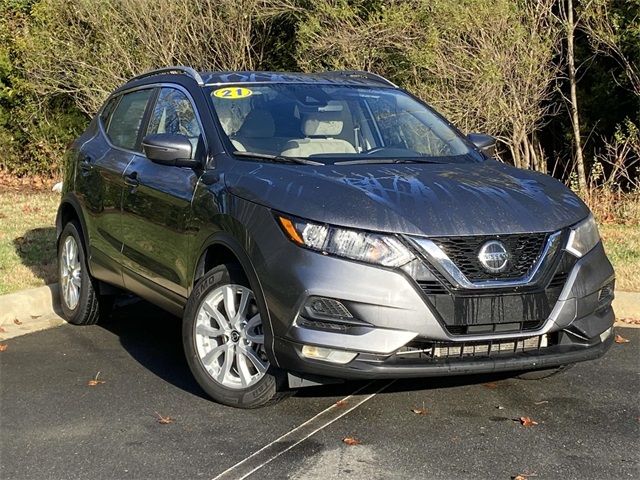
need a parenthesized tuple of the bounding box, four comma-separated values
(56, 67, 615, 408)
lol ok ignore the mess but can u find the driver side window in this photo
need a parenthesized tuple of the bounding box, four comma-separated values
(146, 88, 202, 159)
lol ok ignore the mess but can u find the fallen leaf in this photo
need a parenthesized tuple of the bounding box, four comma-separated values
(335, 400, 348, 409)
(0, 326, 6, 333)
(411, 407, 429, 415)
(615, 334, 630, 344)
(618, 317, 640, 325)
(155, 412, 174, 425)
(0, 344, 7, 352)
(87, 372, 105, 386)
(30, 315, 42, 319)
(511, 473, 537, 479)
(533, 400, 549, 405)
(517, 416, 539, 427)
(13, 318, 22, 325)
(496, 405, 505, 410)
(483, 382, 499, 389)
(342, 436, 361, 446)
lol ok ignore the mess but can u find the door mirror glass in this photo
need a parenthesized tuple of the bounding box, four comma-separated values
(142, 133, 198, 167)
(467, 133, 496, 157)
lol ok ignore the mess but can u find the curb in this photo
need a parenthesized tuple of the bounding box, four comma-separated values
(0, 284, 65, 340)
(0, 284, 638, 341)
(612, 291, 640, 323)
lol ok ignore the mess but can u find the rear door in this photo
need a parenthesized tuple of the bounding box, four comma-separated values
(120, 86, 205, 311)
(75, 88, 154, 287)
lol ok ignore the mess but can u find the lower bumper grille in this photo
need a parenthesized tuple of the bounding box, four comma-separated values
(395, 335, 549, 360)
(416, 252, 577, 336)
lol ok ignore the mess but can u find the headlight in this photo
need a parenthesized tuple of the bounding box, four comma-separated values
(277, 215, 414, 267)
(566, 214, 600, 257)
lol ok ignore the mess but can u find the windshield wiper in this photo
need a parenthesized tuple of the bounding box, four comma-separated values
(333, 158, 446, 165)
(233, 151, 323, 166)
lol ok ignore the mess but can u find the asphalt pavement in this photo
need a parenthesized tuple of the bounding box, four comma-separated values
(1, 300, 638, 480)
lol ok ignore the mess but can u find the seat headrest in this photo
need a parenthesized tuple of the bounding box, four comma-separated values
(238, 110, 275, 138)
(303, 111, 344, 137)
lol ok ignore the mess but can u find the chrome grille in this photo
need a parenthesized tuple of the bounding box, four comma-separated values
(432, 233, 548, 281)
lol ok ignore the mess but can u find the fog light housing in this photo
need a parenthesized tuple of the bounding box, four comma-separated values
(598, 282, 614, 304)
(301, 345, 358, 364)
(304, 297, 352, 319)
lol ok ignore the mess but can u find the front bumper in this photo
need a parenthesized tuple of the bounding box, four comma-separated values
(273, 309, 614, 380)
(240, 202, 615, 379)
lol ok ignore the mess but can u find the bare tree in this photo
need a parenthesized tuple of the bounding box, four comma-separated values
(580, 0, 640, 96)
(295, 0, 560, 172)
(21, 0, 294, 114)
(558, 0, 588, 192)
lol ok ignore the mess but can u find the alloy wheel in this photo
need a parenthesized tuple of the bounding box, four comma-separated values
(60, 236, 82, 310)
(194, 284, 269, 389)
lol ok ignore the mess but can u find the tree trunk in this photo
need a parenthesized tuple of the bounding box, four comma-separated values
(566, 0, 588, 192)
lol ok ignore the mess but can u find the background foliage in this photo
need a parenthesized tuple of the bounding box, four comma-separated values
(0, 0, 638, 201)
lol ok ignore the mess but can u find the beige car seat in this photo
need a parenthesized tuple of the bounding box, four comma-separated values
(280, 110, 356, 157)
(232, 110, 284, 154)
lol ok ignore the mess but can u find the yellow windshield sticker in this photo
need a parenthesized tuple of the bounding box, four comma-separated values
(213, 87, 253, 99)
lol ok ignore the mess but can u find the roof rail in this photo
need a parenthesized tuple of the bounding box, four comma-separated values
(331, 70, 398, 88)
(130, 66, 205, 86)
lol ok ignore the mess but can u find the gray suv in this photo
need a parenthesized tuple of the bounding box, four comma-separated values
(57, 67, 615, 408)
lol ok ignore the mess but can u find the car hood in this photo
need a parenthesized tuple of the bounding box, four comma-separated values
(224, 159, 589, 236)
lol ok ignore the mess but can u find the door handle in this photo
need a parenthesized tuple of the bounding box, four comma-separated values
(79, 156, 94, 174)
(124, 171, 139, 188)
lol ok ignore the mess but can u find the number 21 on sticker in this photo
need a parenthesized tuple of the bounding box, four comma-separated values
(213, 87, 253, 99)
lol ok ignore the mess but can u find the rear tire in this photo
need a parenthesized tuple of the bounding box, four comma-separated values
(58, 221, 112, 325)
(515, 364, 574, 380)
(183, 263, 288, 408)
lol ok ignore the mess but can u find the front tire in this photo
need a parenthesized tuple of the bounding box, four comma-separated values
(183, 263, 286, 408)
(58, 221, 111, 325)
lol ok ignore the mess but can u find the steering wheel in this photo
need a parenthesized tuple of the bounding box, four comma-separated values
(362, 146, 387, 155)
(361, 146, 423, 157)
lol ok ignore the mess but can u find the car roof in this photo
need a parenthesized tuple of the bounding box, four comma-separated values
(117, 67, 397, 93)
(201, 71, 397, 88)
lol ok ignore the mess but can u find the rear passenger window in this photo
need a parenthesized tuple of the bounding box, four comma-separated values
(106, 89, 153, 150)
(100, 96, 120, 127)
(146, 88, 202, 158)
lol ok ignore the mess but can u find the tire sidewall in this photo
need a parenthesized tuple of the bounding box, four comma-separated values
(58, 222, 92, 324)
(183, 264, 279, 408)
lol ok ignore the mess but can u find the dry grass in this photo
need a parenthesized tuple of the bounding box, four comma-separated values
(600, 223, 640, 292)
(588, 191, 640, 291)
(0, 190, 59, 295)
(584, 190, 640, 226)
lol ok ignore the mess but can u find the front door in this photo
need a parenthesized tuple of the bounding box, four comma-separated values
(121, 86, 205, 311)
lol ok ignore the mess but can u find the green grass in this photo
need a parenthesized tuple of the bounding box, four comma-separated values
(0, 191, 59, 295)
(0, 190, 638, 295)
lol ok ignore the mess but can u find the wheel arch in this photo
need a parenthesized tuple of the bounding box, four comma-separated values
(192, 232, 279, 367)
(56, 194, 89, 247)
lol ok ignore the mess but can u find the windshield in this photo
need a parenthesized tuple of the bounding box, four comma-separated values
(209, 83, 478, 164)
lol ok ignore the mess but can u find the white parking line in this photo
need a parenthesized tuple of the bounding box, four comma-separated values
(211, 380, 396, 480)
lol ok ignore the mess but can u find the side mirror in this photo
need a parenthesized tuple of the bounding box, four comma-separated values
(142, 133, 199, 167)
(467, 133, 496, 157)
